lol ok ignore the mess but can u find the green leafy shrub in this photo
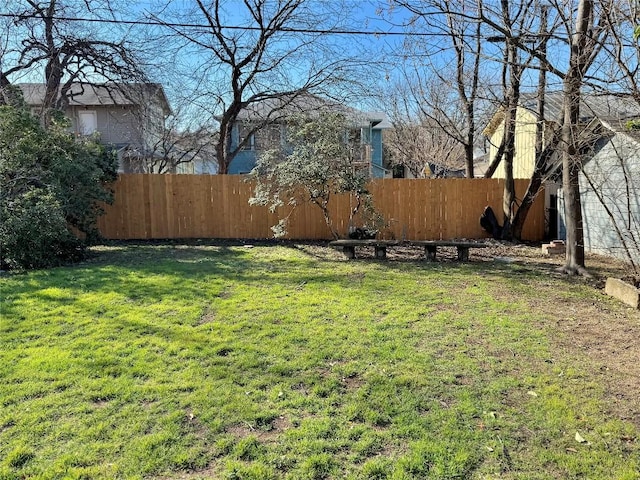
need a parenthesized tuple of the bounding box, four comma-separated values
(0, 105, 117, 269)
(0, 188, 80, 269)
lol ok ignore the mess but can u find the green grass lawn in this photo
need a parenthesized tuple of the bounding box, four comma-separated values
(1, 243, 638, 479)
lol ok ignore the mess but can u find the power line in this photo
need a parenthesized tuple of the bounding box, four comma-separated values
(0, 12, 443, 37)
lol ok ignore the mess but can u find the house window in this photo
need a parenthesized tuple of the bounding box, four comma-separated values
(360, 127, 370, 145)
(238, 124, 255, 151)
(78, 110, 97, 135)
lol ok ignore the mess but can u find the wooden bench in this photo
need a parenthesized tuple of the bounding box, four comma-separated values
(328, 239, 401, 259)
(407, 240, 490, 262)
(328, 239, 490, 261)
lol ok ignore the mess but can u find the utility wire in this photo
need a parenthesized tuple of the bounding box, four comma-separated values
(0, 12, 442, 36)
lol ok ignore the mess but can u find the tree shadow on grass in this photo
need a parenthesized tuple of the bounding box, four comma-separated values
(0, 240, 604, 324)
(1, 241, 358, 323)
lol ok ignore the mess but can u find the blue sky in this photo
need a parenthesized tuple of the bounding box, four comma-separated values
(2, 0, 630, 125)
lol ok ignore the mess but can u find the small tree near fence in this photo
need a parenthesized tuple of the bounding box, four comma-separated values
(249, 113, 382, 239)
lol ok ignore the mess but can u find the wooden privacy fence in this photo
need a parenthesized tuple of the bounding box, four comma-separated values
(97, 174, 545, 241)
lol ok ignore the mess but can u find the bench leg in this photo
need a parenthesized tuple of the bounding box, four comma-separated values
(342, 246, 356, 259)
(457, 247, 469, 261)
(375, 246, 387, 260)
(425, 246, 437, 262)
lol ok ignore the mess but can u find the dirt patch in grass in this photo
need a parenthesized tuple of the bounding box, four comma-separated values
(226, 416, 292, 442)
(196, 307, 215, 326)
(542, 299, 640, 428)
(477, 244, 640, 430)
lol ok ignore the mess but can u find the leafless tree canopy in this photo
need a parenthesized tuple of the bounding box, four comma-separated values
(386, 81, 467, 178)
(388, 0, 492, 178)
(136, 113, 218, 174)
(1, 0, 148, 123)
(148, 0, 372, 174)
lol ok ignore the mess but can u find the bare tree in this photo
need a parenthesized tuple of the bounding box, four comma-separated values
(498, 3, 526, 238)
(151, 0, 369, 174)
(510, 4, 553, 239)
(485, 2, 558, 240)
(555, 0, 608, 274)
(390, 0, 487, 178)
(1, 0, 147, 123)
(138, 121, 218, 174)
(386, 82, 466, 177)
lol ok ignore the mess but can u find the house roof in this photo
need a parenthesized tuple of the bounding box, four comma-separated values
(529, 93, 640, 149)
(18, 82, 172, 116)
(483, 91, 640, 138)
(601, 120, 640, 146)
(519, 91, 640, 125)
(234, 93, 390, 129)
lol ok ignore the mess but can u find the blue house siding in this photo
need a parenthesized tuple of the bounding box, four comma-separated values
(229, 151, 258, 174)
(227, 116, 388, 176)
(227, 124, 257, 174)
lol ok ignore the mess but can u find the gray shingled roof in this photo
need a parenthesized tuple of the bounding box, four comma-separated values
(18, 82, 172, 115)
(234, 93, 390, 129)
(519, 91, 640, 126)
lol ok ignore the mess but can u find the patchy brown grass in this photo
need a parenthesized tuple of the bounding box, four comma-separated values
(341, 240, 640, 431)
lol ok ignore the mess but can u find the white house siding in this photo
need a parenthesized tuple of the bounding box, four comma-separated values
(559, 132, 640, 264)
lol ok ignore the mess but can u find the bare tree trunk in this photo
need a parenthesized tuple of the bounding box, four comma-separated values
(560, 0, 593, 275)
(216, 106, 241, 175)
(501, 36, 521, 240)
(501, 98, 517, 240)
(483, 135, 506, 179)
(561, 115, 586, 273)
(460, 0, 483, 178)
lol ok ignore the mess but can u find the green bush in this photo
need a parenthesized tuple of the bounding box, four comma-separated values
(0, 188, 81, 269)
(0, 105, 117, 269)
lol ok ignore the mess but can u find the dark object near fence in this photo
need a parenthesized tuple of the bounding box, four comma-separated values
(480, 206, 502, 239)
(348, 227, 377, 240)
